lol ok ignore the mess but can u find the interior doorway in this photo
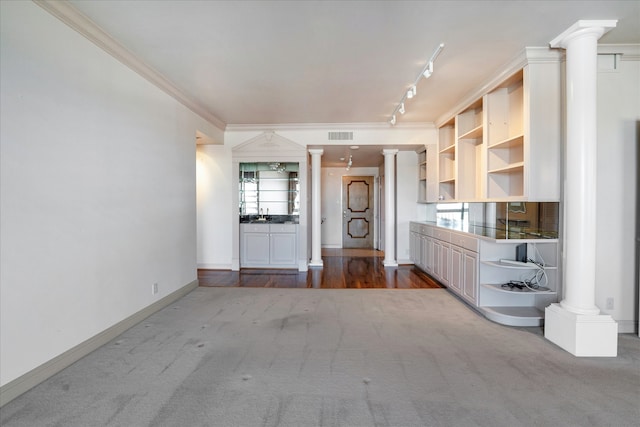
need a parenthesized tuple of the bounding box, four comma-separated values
(342, 176, 374, 249)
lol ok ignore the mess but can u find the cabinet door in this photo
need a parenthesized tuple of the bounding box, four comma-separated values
(462, 250, 478, 305)
(242, 233, 270, 266)
(450, 245, 463, 294)
(432, 240, 442, 279)
(423, 236, 433, 274)
(269, 232, 297, 265)
(410, 232, 419, 266)
(439, 243, 451, 287)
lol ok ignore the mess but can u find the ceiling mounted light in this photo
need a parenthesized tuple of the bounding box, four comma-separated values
(388, 42, 444, 126)
(423, 61, 433, 79)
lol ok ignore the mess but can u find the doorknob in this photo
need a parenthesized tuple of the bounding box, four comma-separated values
(343, 210, 347, 218)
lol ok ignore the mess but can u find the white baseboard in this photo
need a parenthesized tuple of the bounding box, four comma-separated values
(197, 263, 232, 270)
(0, 279, 198, 407)
(321, 244, 342, 248)
(617, 319, 638, 334)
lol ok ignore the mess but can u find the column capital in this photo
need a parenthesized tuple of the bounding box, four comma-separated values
(381, 148, 398, 156)
(550, 20, 617, 49)
(308, 148, 324, 156)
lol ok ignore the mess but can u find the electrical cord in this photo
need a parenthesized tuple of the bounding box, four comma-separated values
(500, 245, 549, 292)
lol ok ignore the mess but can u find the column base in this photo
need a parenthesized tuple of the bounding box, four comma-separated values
(383, 260, 398, 268)
(544, 303, 618, 357)
(308, 260, 323, 268)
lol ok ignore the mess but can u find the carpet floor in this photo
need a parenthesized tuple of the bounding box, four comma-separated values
(1, 287, 638, 427)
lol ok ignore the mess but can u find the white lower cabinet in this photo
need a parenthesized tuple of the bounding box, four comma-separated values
(462, 250, 478, 304)
(434, 240, 451, 287)
(450, 245, 463, 294)
(410, 222, 559, 327)
(242, 231, 270, 266)
(241, 223, 298, 268)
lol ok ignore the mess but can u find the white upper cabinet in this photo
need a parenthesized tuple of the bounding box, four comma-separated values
(436, 49, 562, 202)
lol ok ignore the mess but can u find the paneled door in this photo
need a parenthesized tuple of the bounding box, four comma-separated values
(342, 176, 374, 249)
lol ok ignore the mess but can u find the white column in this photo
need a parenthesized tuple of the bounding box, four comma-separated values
(382, 149, 398, 267)
(309, 149, 323, 267)
(545, 20, 618, 357)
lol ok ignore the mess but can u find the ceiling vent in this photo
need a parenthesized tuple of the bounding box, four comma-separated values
(328, 131, 353, 141)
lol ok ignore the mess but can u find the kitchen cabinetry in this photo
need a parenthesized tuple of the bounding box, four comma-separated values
(241, 223, 298, 268)
(435, 50, 561, 201)
(410, 221, 559, 326)
(410, 223, 475, 301)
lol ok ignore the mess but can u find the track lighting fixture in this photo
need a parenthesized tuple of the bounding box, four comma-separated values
(346, 154, 353, 171)
(388, 43, 444, 126)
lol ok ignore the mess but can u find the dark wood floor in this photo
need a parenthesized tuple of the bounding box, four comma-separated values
(198, 249, 442, 289)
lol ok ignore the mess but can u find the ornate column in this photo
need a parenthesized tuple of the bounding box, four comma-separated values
(382, 149, 398, 267)
(308, 149, 324, 267)
(545, 20, 618, 356)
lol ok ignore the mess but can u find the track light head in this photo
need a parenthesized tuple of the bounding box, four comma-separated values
(390, 114, 396, 125)
(399, 103, 405, 114)
(423, 61, 433, 79)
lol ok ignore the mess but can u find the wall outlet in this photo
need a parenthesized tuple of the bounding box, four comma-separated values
(152, 283, 159, 295)
(606, 297, 614, 310)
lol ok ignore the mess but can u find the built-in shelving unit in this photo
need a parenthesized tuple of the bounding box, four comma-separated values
(417, 146, 428, 203)
(477, 239, 559, 326)
(410, 221, 560, 327)
(434, 51, 561, 202)
(438, 119, 456, 200)
(456, 99, 484, 200)
(239, 163, 300, 216)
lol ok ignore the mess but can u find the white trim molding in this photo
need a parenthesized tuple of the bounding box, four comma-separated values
(0, 280, 198, 407)
(33, 0, 226, 131)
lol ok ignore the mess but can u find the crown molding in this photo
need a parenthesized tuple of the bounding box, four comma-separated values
(225, 122, 435, 132)
(33, 0, 226, 130)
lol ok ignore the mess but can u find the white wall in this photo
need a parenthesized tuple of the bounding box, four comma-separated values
(595, 48, 639, 333)
(396, 151, 428, 263)
(196, 145, 233, 269)
(0, 1, 221, 387)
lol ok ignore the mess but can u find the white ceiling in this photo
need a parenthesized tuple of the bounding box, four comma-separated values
(67, 0, 639, 127)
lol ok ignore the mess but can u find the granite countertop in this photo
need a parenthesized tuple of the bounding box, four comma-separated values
(418, 220, 558, 241)
(239, 215, 298, 224)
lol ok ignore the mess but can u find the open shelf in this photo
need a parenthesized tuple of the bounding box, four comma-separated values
(488, 162, 524, 175)
(483, 260, 540, 269)
(481, 283, 556, 295)
(489, 134, 524, 149)
(479, 306, 544, 327)
(458, 124, 483, 140)
(439, 144, 455, 154)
